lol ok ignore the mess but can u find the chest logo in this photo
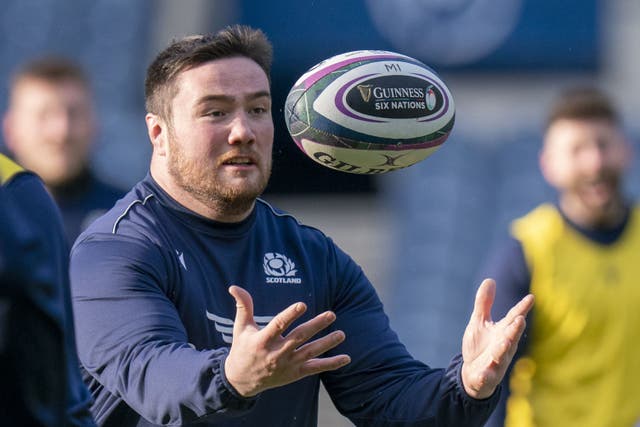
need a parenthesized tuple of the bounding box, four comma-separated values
(263, 252, 302, 284)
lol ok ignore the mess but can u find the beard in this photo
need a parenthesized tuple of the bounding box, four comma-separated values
(568, 169, 627, 228)
(167, 134, 271, 220)
(577, 170, 622, 209)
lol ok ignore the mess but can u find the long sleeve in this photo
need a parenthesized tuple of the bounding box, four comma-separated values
(70, 236, 256, 426)
(321, 243, 500, 426)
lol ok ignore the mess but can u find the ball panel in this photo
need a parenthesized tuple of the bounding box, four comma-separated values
(289, 116, 454, 151)
(311, 59, 454, 139)
(299, 138, 441, 174)
(293, 50, 422, 89)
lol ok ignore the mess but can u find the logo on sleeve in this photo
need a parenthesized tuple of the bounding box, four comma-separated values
(205, 311, 273, 343)
(175, 249, 187, 270)
(263, 252, 302, 284)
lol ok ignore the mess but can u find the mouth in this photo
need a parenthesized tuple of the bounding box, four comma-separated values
(579, 176, 617, 201)
(220, 155, 257, 169)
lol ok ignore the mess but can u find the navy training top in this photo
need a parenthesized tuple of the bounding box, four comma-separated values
(0, 162, 95, 426)
(70, 173, 499, 427)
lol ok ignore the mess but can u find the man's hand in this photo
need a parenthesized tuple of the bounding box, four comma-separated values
(461, 278, 534, 399)
(224, 285, 351, 397)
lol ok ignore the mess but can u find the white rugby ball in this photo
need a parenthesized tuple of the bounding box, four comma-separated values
(284, 50, 455, 174)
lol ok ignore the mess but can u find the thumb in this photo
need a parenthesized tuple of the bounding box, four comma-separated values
(229, 285, 256, 332)
(472, 278, 496, 323)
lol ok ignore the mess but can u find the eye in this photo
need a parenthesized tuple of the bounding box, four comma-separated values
(207, 110, 226, 118)
(250, 106, 268, 115)
(595, 138, 611, 150)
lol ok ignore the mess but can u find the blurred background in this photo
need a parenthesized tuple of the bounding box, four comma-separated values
(1, 1, 638, 425)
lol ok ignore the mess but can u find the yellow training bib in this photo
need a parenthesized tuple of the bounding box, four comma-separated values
(0, 153, 24, 185)
(506, 204, 640, 427)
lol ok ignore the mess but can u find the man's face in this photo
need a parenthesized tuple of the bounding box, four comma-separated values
(541, 118, 630, 217)
(3, 77, 95, 187)
(162, 56, 274, 216)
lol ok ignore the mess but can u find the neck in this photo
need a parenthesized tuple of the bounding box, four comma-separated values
(47, 168, 93, 198)
(150, 168, 255, 223)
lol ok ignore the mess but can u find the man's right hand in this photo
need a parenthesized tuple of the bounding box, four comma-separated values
(224, 285, 351, 397)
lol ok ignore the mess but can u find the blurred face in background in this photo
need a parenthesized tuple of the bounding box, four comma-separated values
(3, 77, 96, 187)
(540, 117, 631, 227)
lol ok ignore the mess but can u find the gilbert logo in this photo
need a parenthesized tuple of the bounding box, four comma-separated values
(263, 252, 302, 284)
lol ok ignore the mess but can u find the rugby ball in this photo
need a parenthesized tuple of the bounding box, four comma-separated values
(284, 50, 455, 174)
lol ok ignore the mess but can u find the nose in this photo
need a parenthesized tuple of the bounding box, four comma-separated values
(583, 143, 607, 173)
(228, 113, 255, 145)
(576, 142, 609, 178)
(44, 109, 72, 145)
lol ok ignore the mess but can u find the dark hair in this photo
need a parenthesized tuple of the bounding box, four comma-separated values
(10, 56, 90, 88)
(546, 86, 620, 129)
(144, 25, 273, 120)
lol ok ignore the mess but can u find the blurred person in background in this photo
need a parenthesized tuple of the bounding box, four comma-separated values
(482, 86, 639, 427)
(0, 153, 95, 426)
(3, 56, 123, 244)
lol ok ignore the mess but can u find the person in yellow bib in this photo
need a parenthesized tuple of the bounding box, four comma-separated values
(482, 86, 639, 427)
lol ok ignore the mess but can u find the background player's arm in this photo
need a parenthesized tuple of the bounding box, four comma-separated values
(479, 235, 532, 427)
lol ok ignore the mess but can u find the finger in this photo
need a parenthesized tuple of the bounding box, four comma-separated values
(281, 311, 337, 352)
(490, 316, 526, 364)
(471, 278, 496, 323)
(300, 354, 351, 377)
(229, 285, 257, 331)
(293, 330, 346, 361)
(498, 293, 534, 327)
(504, 315, 527, 350)
(262, 301, 307, 338)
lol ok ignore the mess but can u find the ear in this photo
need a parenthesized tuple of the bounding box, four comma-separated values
(620, 135, 634, 172)
(538, 142, 560, 188)
(146, 112, 168, 156)
(2, 112, 15, 152)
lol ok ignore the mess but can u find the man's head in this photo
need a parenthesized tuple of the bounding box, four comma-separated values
(539, 86, 632, 226)
(3, 57, 96, 188)
(145, 25, 273, 123)
(145, 25, 274, 222)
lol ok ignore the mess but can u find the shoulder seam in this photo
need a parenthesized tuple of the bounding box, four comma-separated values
(256, 198, 329, 238)
(256, 198, 302, 224)
(112, 194, 155, 234)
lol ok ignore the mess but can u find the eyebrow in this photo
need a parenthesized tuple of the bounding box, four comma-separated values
(195, 91, 271, 106)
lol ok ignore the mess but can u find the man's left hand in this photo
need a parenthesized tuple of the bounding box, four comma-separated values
(461, 278, 534, 399)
